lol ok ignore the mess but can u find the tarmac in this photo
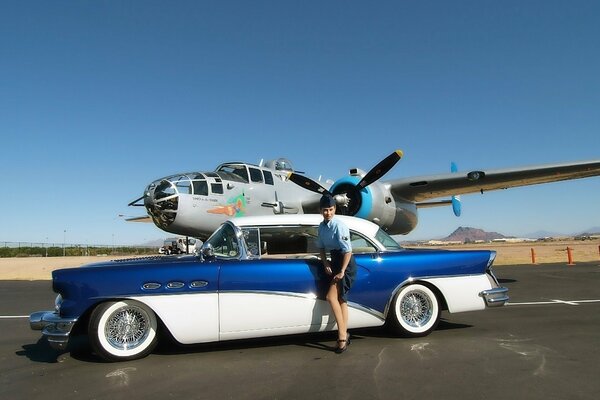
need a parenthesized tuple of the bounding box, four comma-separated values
(1, 262, 599, 399)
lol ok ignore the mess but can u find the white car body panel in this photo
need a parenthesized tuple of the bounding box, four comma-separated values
(422, 274, 491, 313)
(219, 292, 385, 341)
(132, 294, 219, 344)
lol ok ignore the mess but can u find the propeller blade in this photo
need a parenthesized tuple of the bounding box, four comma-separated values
(287, 172, 330, 195)
(450, 162, 461, 216)
(356, 150, 403, 189)
(452, 195, 462, 217)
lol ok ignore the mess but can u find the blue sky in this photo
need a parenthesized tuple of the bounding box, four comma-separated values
(1, 1, 599, 245)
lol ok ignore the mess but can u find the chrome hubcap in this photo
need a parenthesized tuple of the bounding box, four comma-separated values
(105, 306, 150, 350)
(400, 290, 433, 328)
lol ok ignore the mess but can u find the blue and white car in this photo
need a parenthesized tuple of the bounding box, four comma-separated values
(30, 215, 508, 361)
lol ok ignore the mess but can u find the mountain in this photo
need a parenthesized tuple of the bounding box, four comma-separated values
(442, 227, 509, 243)
(578, 227, 600, 235)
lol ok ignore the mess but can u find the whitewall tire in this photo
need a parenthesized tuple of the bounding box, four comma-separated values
(389, 284, 440, 337)
(89, 300, 158, 361)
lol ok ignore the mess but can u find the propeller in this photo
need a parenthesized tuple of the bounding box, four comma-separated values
(287, 150, 403, 214)
(357, 150, 403, 189)
(450, 162, 462, 217)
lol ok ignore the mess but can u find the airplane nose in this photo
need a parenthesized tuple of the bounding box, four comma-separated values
(144, 178, 180, 229)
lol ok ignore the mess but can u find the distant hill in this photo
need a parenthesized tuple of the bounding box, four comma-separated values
(442, 227, 509, 243)
(578, 227, 600, 235)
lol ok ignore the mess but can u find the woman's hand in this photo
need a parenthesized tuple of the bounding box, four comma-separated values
(333, 271, 345, 282)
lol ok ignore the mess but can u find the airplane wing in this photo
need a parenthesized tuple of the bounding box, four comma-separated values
(386, 160, 600, 204)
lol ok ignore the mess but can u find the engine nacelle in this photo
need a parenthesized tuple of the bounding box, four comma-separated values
(329, 177, 417, 234)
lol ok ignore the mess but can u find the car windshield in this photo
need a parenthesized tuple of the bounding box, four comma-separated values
(375, 229, 403, 250)
(204, 223, 241, 258)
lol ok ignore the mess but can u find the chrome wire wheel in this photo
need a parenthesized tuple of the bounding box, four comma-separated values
(390, 284, 440, 337)
(89, 300, 158, 361)
(105, 305, 151, 351)
(399, 289, 433, 328)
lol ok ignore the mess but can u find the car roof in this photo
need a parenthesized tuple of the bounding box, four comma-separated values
(228, 214, 380, 236)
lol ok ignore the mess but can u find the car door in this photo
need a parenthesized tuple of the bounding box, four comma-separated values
(218, 257, 335, 340)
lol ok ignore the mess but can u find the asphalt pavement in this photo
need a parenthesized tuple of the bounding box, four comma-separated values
(1, 262, 599, 400)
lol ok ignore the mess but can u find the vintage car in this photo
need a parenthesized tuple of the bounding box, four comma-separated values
(31, 215, 508, 361)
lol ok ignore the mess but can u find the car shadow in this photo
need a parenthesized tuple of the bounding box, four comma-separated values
(19, 321, 474, 363)
(16, 335, 95, 363)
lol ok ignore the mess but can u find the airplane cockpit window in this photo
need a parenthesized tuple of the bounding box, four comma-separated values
(174, 176, 192, 195)
(192, 180, 208, 196)
(216, 165, 249, 183)
(211, 183, 224, 194)
(263, 170, 274, 185)
(155, 180, 176, 200)
(264, 158, 293, 172)
(249, 167, 263, 183)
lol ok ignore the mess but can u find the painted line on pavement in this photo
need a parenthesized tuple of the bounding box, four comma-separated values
(507, 299, 600, 306)
(0, 315, 29, 319)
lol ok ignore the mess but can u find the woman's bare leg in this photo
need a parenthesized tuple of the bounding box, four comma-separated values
(326, 283, 347, 341)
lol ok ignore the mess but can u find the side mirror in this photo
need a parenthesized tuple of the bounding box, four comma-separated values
(201, 243, 215, 260)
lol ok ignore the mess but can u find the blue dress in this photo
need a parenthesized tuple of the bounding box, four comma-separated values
(317, 217, 357, 302)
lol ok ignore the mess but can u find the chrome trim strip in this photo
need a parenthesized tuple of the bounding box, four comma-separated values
(347, 301, 385, 320)
(167, 281, 185, 289)
(190, 280, 209, 288)
(224, 290, 318, 300)
(142, 282, 161, 290)
(220, 290, 386, 320)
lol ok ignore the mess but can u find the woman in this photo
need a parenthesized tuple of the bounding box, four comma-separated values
(316, 194, 357, 354)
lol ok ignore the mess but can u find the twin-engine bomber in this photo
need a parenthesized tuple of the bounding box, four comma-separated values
(128, 151, 600, 240)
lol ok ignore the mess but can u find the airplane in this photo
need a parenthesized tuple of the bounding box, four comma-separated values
(128, 152, 600, 240)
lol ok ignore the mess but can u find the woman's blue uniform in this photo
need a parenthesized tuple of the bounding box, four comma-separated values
(317, 217, 357, 302)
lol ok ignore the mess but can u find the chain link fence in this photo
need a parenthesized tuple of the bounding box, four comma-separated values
(0, 242, 158, 258)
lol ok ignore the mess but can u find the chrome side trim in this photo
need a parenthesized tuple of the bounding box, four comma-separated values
(167, 281, 185, 289)
(190, 280, 209, 288)
(347, 301, 385, 320)
(221, 290, 386, 320)
(226, 290, 318, 300)
(142, 282, 161, 290)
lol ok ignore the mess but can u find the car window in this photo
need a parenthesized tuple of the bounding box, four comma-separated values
(204, 224, 240, 258)
(241, 226, 379, 257)
(242, 228, 261, 257)
(350, 231, 378, 253)
(375, 229, 403, 250)
(248, 226, 319, 257)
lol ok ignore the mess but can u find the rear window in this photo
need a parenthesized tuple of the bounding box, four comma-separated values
(375, 229, 402, 250)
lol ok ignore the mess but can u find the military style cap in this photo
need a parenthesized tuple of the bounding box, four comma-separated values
(319, 194, 336, 209)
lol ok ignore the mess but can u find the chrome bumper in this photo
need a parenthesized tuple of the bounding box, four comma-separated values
(30, 311, 78, 351)
(479, 287, 509, 307)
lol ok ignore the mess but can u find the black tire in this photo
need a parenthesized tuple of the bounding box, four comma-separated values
(88, 300, 158, 362)
(388, 284, 440, 337)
